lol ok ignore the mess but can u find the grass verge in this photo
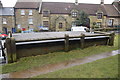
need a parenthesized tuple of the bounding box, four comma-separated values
(34, 54, 119, 78)
(0, 34, 119, 74)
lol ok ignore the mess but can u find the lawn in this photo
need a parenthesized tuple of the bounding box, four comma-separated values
(0, 34, 119, 74)
(34, 54, 119, 78)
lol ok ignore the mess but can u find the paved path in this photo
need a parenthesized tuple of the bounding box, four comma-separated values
(1, 50, 119, 78)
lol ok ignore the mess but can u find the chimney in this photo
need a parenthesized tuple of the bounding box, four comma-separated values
(75, 0, 78, 5)
(0, 0, 3, 7)
(101, 0, 104, 5)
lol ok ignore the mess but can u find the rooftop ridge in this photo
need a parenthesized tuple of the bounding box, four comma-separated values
(16, 1, 112, 5)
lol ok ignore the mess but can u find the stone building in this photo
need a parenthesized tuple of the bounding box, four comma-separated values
(0, 1, 15, 33)
(0, 7, 15, 33)
(1, 0, 119, 32)
(104, 0, 120, 27)
(14, 0, 120, 32)
(15, 0, 42, 32)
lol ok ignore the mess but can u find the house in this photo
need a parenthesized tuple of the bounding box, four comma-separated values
(14, 0, 120, 32)
(1, 0, 119, 33)
(0, 1, 15, 33)
(15, 0, 42, 32)
(104, 0, 120, 27)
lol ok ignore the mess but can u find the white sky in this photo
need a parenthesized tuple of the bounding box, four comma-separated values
(1, 0, 116, 7)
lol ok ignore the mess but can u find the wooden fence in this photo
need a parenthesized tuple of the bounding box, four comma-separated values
(5, 31, 115, 63)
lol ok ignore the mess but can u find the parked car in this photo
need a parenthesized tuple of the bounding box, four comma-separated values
(0, 33, 8, 40)
(71, 26, 89, 32)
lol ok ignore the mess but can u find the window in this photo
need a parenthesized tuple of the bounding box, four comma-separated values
(17, 24, 21, 29)
(72, 12, 77, 18)
(97, 13, 102, 19)
(43, 21, 49, 27)
(108, 19, 114, 26)
(72, 21, 76, 27)
(3, 18, 7, 24)
(21, 10, 25, 15)
(29, 10, 33, 15)
(43, 11, 49, 17)
(28, 18, 33, 24)
(97, 22, 101, 27)
(59, 23, 63, 28)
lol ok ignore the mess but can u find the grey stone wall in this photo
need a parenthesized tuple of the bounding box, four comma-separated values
(2, 16, 15, 33)
(16, 37, 109, 59)
(15, 9, 41, 31)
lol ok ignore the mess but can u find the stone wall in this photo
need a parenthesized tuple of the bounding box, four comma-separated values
(15, 9, 41, 31)
(106, 17, 120, 27)
(2, 16, 15, 33)
(15, 8, 119, 31)
(89, 15, 107, 28)
(0, 16, 2, 32)
(49, 14, 72, 31)
(16, 37, 109, 59)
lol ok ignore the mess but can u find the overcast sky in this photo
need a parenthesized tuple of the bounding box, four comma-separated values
(1, 0, 116, 7)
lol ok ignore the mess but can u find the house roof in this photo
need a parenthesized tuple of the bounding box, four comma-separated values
(0, 7, 14, 16)
(112, 1, 120, 11)
(104, 4, 120, 17)
(41, 2, 107, 15)
(15, 2, 40, 8)
(14, 2, 119, 17)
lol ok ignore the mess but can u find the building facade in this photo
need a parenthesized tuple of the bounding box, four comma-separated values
(14, 0, 120, 32)
(0, 0, 120, 33)
(0, 1, 15, 33)
(105, 1, 120, 27)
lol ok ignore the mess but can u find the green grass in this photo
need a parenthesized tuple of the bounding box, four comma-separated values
(0, 34, 119, 74)
(34, 54, 119, 78)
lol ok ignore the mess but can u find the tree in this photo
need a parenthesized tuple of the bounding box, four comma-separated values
(92, 22, 96, 29)
(76, 11, 89, 27)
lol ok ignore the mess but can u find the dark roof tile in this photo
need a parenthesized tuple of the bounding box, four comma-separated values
(42, 2, 107, 15)
(0, 7, 14, 16)
(14, 2, 119, 17)
(15, 2, 40, 8)
(104, 4, 119, 16)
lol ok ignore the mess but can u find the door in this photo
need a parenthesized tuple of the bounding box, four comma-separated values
(3, 27, 8, 34)
(108, 19, 114, 27)
(12, 28, 16, 33)
(86, 18, 90, 28)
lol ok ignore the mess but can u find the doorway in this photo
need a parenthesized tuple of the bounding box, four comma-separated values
(3, 27, 8, 34)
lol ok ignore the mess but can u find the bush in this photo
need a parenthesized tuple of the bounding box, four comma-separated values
(33, 29, 39, 32)
(16, 29, 22, 33)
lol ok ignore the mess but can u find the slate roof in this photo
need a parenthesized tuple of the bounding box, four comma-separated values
(41, 2, 108, 15)
(14, 2, 119, 17)
(41, 2, 73, 14)
(0, 7, 14, 16)
(112, 1, 120, 11)
(15, 2, 40, 8)
(104, 4, 120, 17)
